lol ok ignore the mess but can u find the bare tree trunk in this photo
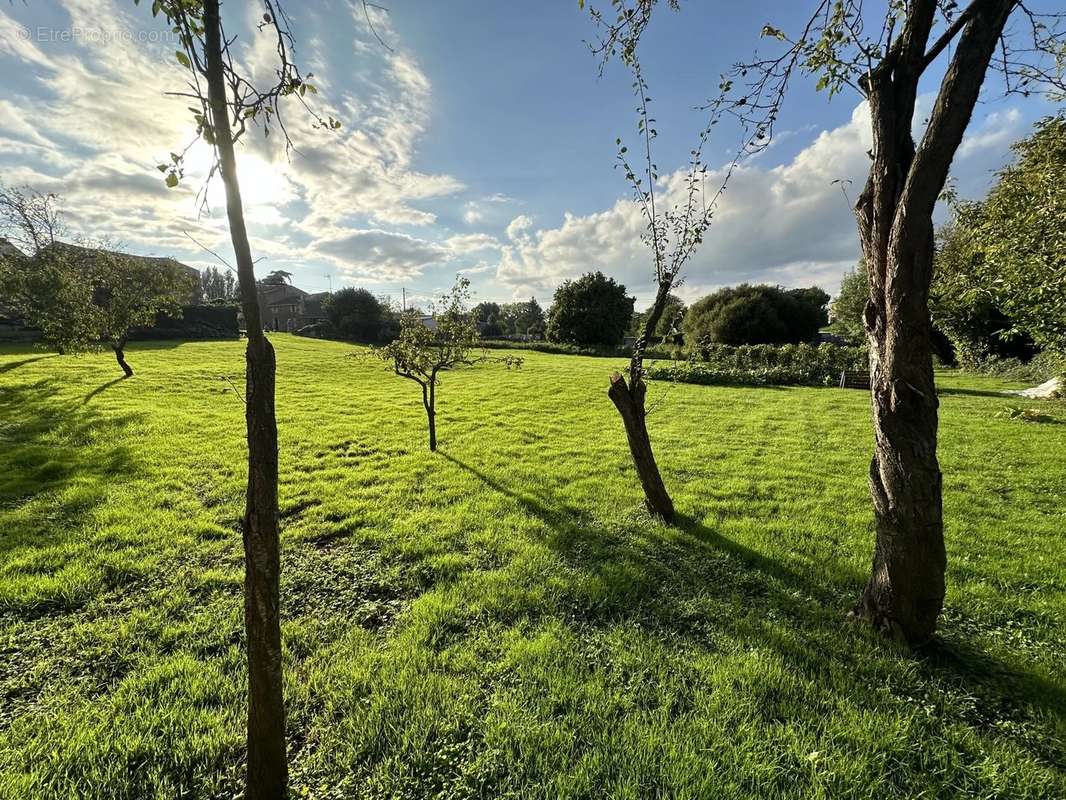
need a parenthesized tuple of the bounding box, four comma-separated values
(609, 277, 675, 521)
(422, 380, 437, 452)
(609, 372, 674, 521)
(113, 338, 133, 377)
(428, 380, 437, 452)
(204, 1, 286, 796)
(427, 406, 437, 451)
(850, 0, 1014, 644)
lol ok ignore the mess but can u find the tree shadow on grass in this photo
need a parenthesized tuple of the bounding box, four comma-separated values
(0, 355, 54, 374)
(0, 378, 139, 614)
(82, 376, 127, 405)
(437, 450, 1066, 770)
(937, 386, 1015, 399)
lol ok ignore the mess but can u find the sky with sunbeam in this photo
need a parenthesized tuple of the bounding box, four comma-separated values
(0, 0, 1059, 307)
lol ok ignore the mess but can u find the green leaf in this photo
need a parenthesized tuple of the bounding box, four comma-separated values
(165, 173, 179, 188)
(175, 50, 191, 68)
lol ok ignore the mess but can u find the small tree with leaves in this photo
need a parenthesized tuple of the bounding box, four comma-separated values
(0, 185, 191, 375)
(91, 251, 192, 376)
(0, 184, 98, 353)
(377, 277, 521, 451)
(585, 0, 763, 522)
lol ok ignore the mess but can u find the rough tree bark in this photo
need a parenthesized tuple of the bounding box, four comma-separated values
(112, 337, 133, 377)
(609, 278, 675, 521)
(851, 0, 1015, 644)
(203, 0, 287, 796)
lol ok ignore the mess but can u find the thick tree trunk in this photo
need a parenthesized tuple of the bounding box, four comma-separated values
(204, 2, 287, 797)
(113, 339, 133, 377)
(608, 372, 674, 521)
(850, 0, 1015, 645)
(854, 218, 946, 643)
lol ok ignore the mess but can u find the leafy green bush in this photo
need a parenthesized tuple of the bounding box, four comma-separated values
(647, 343, 868, 387)
(324, 287, 391, 343)
(545, 271, 634, 346)
(684, 284, 825, 346)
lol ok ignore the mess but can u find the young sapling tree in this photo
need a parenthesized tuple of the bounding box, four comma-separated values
(376, 277, 521, 451)
(92, 252, 192, 377)
(136, 0, 343, 795)
(0, 184, 192, 375)
(586, 3, 769, 522)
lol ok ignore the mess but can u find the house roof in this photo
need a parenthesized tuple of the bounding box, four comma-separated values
(0, 238, 26, 261)
(44, 241, 198, 280)
(258, 283, 307, 303)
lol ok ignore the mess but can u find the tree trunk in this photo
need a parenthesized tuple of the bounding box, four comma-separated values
(204, 2, 287, 797)
(609, 372, 674, 521)
(427, 406, 437, 451)
(424, 381, 437, 451)
(113, 339, 133, 377)
(850, 0, 1014, 645)
(608, 275, 676, 521)
(854, 215, 946, 643)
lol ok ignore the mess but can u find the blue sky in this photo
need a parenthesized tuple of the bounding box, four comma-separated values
(0, 1, 1058, 308)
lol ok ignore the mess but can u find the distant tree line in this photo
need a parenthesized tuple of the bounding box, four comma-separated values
(200, 265, 237, 303)
(471, 297, 545, 338)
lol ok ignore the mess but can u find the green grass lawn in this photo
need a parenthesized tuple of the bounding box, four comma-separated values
(1, 336, 1063, 799)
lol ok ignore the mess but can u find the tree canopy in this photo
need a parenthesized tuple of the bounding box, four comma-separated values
(830, 263, 868, 345)
(933, 115, 1066, 359)
(325, 287, 391, 342)
(0, 185, 192, 370)
(546, 271, 635, 347)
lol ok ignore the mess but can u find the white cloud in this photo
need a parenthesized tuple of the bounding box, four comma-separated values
(462, 204, 484, 225)
(0, 0, 472, 281)
(315, 229, 448, 281)
(958, 108, 1023, 159)
(445, 233, 500, 255)
(505, 214, 535, 242)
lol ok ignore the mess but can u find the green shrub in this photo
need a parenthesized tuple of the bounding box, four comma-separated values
(545, 271, 634, 346)
(684, 284, 824, 346)
(648, 343, 868, 387)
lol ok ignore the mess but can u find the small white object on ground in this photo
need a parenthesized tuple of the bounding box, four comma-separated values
(1004, 377, 1062, 399)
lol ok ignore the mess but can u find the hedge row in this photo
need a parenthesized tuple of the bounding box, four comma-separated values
(130, 305, 239, 341)
(479, 338, 675, 360)
(647, 343, 868, 387)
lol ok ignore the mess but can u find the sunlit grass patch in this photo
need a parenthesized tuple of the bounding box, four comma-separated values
(0, 337, 1063, 799)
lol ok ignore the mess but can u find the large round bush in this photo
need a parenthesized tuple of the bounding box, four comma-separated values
(684, 284, 822, 346)
(546, 271, 634, 347)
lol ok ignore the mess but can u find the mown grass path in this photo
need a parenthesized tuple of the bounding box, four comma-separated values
(1, 337, 1063, 798)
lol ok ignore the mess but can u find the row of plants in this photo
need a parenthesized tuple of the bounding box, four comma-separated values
(646, 343, 868, 387)
(479, 337, 676, 361)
